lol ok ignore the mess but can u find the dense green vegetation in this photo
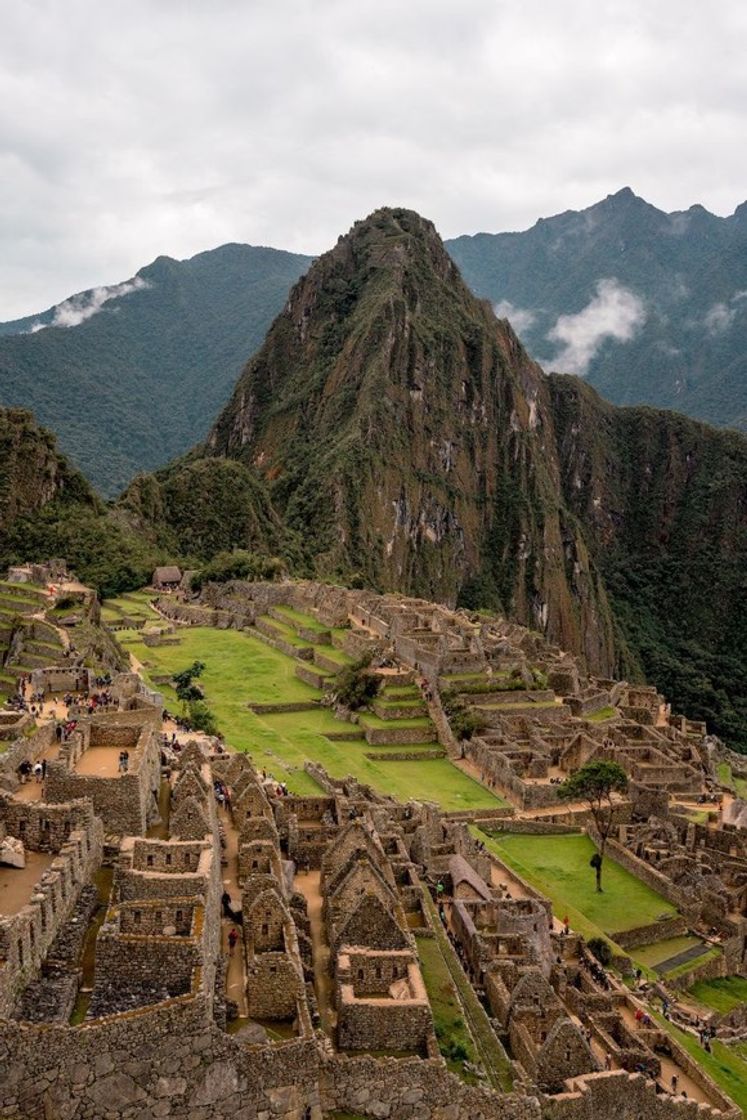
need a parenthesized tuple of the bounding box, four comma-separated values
(0, 244, 312, 495)
(447, 187, 747, 433)
(551, 376, 747, 750)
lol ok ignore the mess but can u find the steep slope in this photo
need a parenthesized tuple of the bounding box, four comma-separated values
(446, 189, 747, 431)
(550, 378, 747, 746)
(139, 207, 747, 750)
(182, 208, 623, 670)
(0, 244, 311, 495)
(0, 407, 159, 595)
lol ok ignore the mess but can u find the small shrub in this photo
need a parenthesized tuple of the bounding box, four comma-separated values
(187, 700, 218, 737)
(330, 654, 380, 710)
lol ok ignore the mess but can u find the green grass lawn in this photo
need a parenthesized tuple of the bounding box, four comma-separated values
(479, 832, 677, 937)
(653, 1012, 747, 1115)
(416, 933, 479, 1083)
(688, 976, 747, 1014)
(633, 936, 703, 968)
(125, 624, 505, 810)
(587, 706, 618, 722)
(359, 712, 434, 730)
(103, 594, 156, 621)
(273, 605, 329, 632)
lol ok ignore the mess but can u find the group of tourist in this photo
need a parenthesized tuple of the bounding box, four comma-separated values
(17, 758, 47, 783)
(213, 778, 231, 808)
(578, 948, 611, 991)
(55, 719, 79, 742)
(117, 750, 130, 773)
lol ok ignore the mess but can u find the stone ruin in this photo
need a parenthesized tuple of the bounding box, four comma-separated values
(0, 578, 744, 1118)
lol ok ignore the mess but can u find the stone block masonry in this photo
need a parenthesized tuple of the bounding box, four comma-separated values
(0, 797, 104, 1019)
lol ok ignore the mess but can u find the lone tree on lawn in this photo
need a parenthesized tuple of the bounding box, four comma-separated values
(558, 760, 628, 893)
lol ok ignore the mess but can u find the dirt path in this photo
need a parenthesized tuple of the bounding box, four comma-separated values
(617, 999, 713, 1105)
(0, 850, 54, 916)
(217, 802, 248, 1017)
(295, 867, 336, 1039)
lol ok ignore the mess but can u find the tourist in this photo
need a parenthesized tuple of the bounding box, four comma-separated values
(18, 759, 32, 783)
(34, 760, 43, 783)
(670, 1074, 678, 1094)
(122, 750, 130, 772)
(228, 927, 238, 955)
(41, 758, 47, 781)
(118, 751, 126, 773)
(562, 914, 570, 936)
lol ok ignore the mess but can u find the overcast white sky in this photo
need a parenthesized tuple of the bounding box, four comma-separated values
(1, 0, 746, 318)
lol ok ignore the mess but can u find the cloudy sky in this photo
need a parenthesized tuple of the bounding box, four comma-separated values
(1, 0, 746, 318)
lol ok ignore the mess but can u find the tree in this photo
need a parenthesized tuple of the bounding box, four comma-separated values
(558, 760, 628, 892)
(173, 661, 206, 705)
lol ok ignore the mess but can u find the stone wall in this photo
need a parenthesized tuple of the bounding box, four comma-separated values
(541, 1068, 739, 1120)
(614, 915, 689, 951)
(322, 1054, 542, 1120)
(0, 1000, 323, 1120)
(0, 722, 56, 792)
(0, 800, 103, 1019)
(45, 717, 161, 836)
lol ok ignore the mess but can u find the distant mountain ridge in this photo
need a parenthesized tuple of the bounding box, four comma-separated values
(2, 188, 747, 496)
(0, 244, 312, 495)
(447, 187, 747, 430)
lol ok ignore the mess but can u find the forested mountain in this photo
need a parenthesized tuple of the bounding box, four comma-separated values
(0, 408, 160, 593)
(447, 188, 747, 431)
(122, 208, 747, 751)
(0, 244, 311, 495)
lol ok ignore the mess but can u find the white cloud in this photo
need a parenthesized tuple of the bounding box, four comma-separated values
(0, 1, 746, 317)
(547, 279, 646, 374)
(493, 300, 536, 334)
(28, 276, 149, 332)
(703, 290, 747, 334)
(704, 301, 735, 334)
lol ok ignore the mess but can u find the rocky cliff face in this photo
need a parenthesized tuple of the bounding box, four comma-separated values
(205, 209, 618, 672)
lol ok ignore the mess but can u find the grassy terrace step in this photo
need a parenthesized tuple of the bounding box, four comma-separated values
(477, 829, 683, 973)
(272, 604, 330, 633)
(24, 640, 64, 656)
(688, 975, 747, 1014)
(294, 661, 333, 689)
(0, 581, 48, 602)
(257, 614, 314, 648)
(313, 646, 354, 673)
(0, 595, 39, 615)
(380, 688, 420, 703)
(359, 712, 433, 730)
(375, 696, 425, 709)
(12, 653, 57, 669)
(372, 699, 427, 720)
(125, 622, 506, 810)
